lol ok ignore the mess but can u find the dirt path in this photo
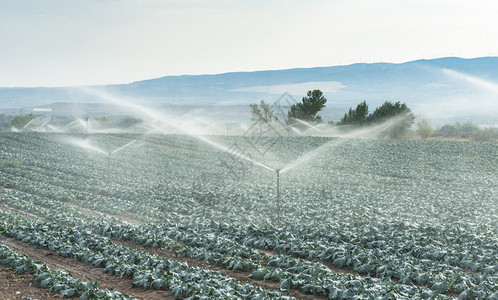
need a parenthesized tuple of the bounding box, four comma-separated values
(0, 235, 173, 300)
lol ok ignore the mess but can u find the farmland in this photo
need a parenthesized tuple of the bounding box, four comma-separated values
(0, 132, 497, 299)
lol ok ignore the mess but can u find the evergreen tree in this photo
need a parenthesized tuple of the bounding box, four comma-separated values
(287, 89, 327, 124)
(339, 101, 369, 125)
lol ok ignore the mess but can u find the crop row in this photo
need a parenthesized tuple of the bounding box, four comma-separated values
(2, 188, 497, 298)
(1, 133, 497, 299)
(2, 134, 496, 231)
(0, 190, 470, 299)
(200, 221, 498, 296)
(0, 244, 132, 299)
(0, 210, 292, 299)
(0, 199, 445, 299)
(0, 189, 266, 271)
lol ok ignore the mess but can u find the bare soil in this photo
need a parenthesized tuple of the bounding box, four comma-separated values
(0, 264, 71, 300)
(113, 240, 322, 300)
(0, 235, 173, 300)
(0, 203, 463, 299)
(0, 233, 323, 300)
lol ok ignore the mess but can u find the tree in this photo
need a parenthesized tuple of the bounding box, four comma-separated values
(434, 122, 497, 141)
(416, 119, 434, 139)
(287, 89, 327, 124)
(0, 114, 15, 131)
(339, 101, 369, 125)
(249, 100, 278, 123)
(118, 116, 143, 129)
(10, 113, 35, 131)
(368, 101, 415, 139)
(437, 124, 457, 137)
(457, 122, 480, 139)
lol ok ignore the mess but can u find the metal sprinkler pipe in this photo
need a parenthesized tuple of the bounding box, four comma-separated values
(107, 152, 111, 184)
(276, 169, 280, 225)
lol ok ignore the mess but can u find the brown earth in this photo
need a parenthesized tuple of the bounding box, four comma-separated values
(0, 264, 72, 300)
(0, 235, 174, 300)
(45, 204, 325, 299)
(0, 203, 465, 299)
(113, 240, 321, 300)
(0, 203, 330, 300)
(0, 233, 322, 300)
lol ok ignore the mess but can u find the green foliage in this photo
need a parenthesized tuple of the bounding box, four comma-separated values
(339, 101, 415, 139)
(416, 119, 434, 139)
(435, 122, 498, 141)
(287, 89, 327, 123)
(0, 114, 15, 131)
(117, 116, 143, 129)
(0, 244, 130, 299)
(368, 101, 415, 138)
(93, 117, 114, 129)
(437, 124, 458, 137)
(339, 101, 369, 125)
(473, 127, 498, 141)
(10, 113, 35, 131)
(249, 100, 278, 123)
(0, 159, 21, 169)
(0, 211, 291, 299)
(0, 133, 496, 299)
(49, 115, 77, 126)
(368, 101, 414, 123)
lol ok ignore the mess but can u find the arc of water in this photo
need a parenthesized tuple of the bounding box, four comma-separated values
(110, 140, 137, 155)
(60, 119, 85, 132)
(302, 123, 328, 135)
(69, 138, 109, 156)
(192, 117, 226, 135)
(290, 118, 315, 129)
(443, 68, 498, 95)
(280, 137, 348, 174)
(289, 126, 304, 136)
(35, 118, 52, 132)
(19, 118, 35, 132)
(287, 118, 329, 136)
(79, 87, 276, 173)
(77, 118, 87, 127)
(47, 124, 60, 132)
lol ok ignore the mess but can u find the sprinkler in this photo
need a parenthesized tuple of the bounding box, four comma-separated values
(107, 152, 111, 183)
(276, 169, 280, 224)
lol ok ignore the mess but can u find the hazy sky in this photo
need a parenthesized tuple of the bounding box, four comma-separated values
(1, 0, 498, 87)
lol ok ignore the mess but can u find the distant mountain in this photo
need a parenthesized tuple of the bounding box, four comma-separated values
(1, 57, 498, 125)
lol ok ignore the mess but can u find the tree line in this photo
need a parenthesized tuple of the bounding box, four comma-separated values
(249, 89, 497, 140)
(249, 89, 415, 138)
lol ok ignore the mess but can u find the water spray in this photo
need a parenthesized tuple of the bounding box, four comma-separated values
(275, 168, 280, 224)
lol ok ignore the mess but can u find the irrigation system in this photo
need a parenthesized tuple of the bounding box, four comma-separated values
(276, 169, 281, 224)
(69, 138, 138, 183)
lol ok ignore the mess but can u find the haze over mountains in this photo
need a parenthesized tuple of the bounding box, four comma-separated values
(1, 57, 497, 126)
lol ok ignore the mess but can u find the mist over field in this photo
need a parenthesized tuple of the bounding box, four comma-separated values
(2, 0, 498, 297)
(1, 57, 498, 127)
(1, 57, 497, 299)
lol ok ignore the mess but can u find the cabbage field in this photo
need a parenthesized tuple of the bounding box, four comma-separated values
(0, 132, 497, 299)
